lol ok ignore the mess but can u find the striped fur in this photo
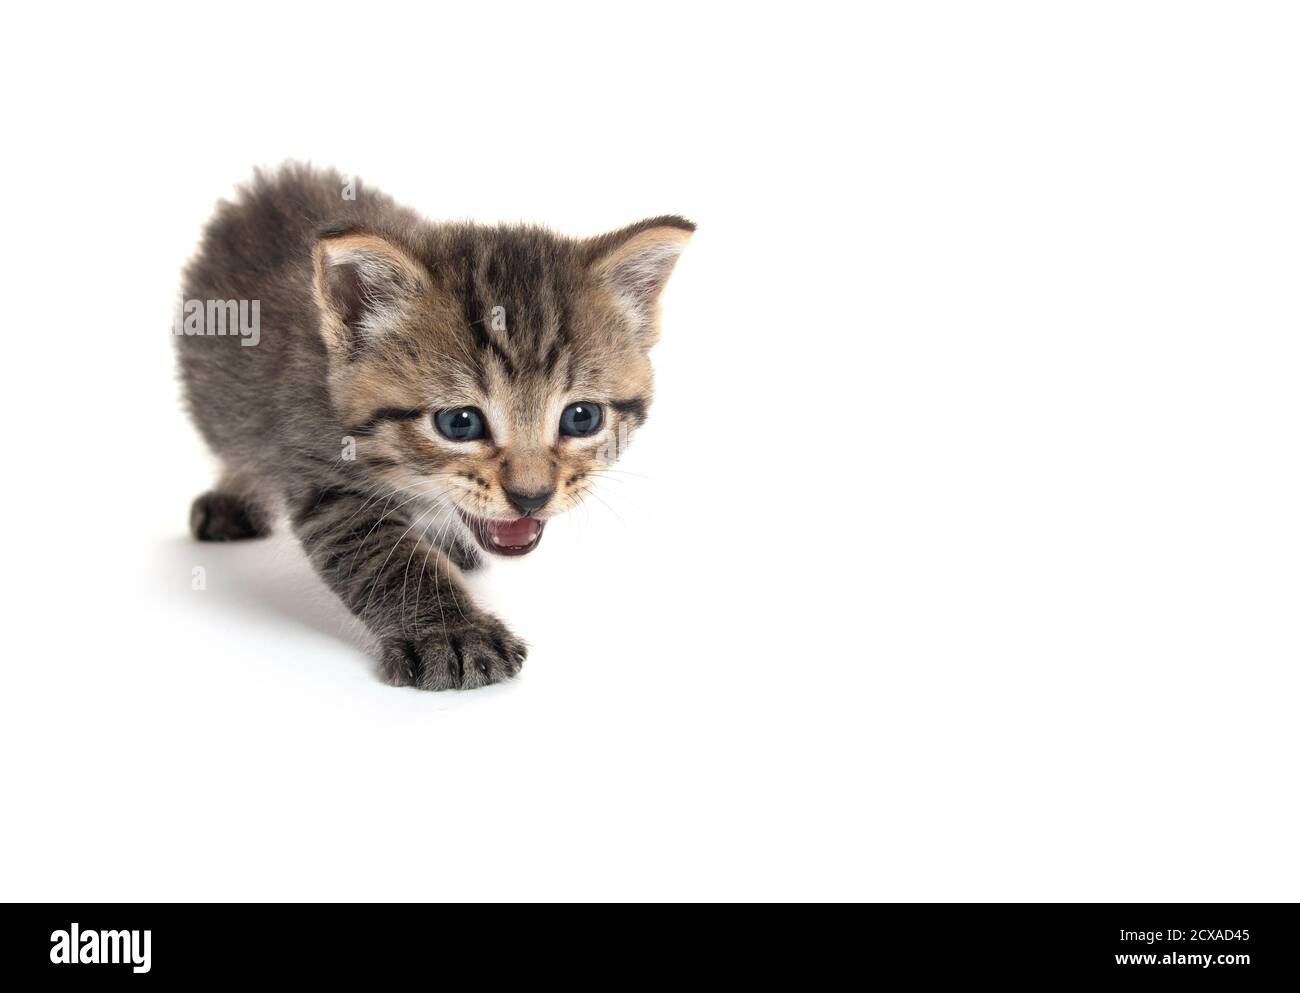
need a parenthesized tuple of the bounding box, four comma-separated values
(176, 164, 691, 690)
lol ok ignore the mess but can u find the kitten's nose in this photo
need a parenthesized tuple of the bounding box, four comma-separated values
(504, 487, 554, 517)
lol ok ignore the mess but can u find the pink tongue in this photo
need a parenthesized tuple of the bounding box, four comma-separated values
(488, 517, 542, 548)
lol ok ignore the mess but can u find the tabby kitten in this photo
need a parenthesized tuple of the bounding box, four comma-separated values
(177, 165, 691, 690)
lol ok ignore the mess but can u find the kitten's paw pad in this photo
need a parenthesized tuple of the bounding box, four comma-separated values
(190, 491, 271, 542)
(381, 617, 526, 691)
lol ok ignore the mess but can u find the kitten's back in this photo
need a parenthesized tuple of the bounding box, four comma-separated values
(176, 165, 393, 476)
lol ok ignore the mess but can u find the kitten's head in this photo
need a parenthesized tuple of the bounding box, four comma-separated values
(313, 216, 692, 556)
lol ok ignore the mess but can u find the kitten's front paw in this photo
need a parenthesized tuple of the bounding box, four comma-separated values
(380, 614, 526, 691)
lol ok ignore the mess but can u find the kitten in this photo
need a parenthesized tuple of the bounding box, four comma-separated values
(177, 164, 692, 690)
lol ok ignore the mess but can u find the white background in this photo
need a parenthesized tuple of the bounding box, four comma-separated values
(1, 2, 1297, 901)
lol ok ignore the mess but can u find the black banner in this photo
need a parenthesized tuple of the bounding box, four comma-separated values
(0, 903, 1290, 983)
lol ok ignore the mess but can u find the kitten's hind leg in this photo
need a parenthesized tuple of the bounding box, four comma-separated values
(190, 469, 273, 542)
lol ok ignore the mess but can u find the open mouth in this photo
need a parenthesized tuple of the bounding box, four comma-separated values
(459, 511, 546, 557)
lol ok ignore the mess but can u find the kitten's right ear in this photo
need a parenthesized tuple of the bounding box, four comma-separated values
(312, 232, 430, 356)
(586, 216, 694, 341)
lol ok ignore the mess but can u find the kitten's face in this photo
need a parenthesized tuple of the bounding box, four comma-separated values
(314, 220, 691, 556)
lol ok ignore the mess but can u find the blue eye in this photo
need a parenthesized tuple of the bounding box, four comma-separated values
(559, 402, 603, 437)
(434, 407, 487, 441)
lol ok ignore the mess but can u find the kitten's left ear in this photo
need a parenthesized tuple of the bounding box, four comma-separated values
(586, 216, 694, 340)
(312, 231, 431, 357)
